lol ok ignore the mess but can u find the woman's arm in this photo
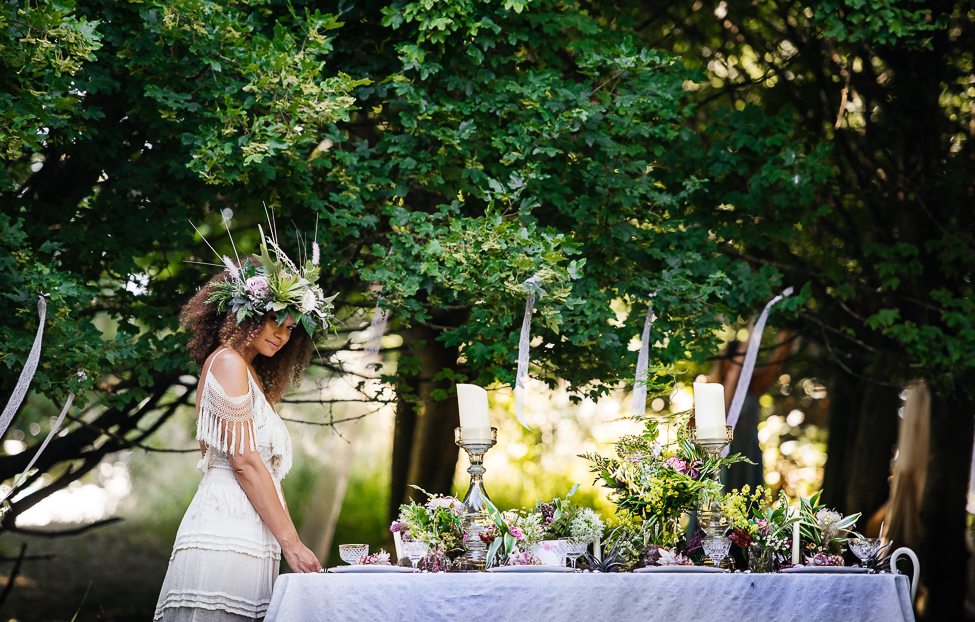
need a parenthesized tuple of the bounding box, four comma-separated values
(229, 442, 321, 573)
(209, 352, 322, 573)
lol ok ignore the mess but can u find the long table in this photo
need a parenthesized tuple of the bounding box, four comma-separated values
(264, 572, 915, 622)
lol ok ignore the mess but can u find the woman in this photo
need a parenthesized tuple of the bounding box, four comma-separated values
(156, 227, 334, 621)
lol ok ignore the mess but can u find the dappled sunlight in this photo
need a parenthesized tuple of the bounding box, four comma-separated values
(16, 462, 132, 527)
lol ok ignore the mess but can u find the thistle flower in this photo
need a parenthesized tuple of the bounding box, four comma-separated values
(815, 509, 843, 543)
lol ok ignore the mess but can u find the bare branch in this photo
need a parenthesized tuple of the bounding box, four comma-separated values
(5, 517, 123, 538)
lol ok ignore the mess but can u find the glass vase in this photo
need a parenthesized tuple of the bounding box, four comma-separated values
(748, 544, 776, 573)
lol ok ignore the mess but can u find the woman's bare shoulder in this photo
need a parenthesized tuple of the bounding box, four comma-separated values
(207, 349, 250, 397)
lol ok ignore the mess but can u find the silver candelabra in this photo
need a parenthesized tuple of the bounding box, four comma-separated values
(691, 425, 734, 566)
(454, 426, 497, 571)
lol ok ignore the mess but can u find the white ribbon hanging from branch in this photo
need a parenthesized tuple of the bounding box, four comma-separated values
(722, 286, 794, 457)
(1, 372, 87, 507)
(364, 296, 390, 372)
(514, 276, 545, 430)
(0, 297, 47, 441)
(630, 297, 656, 419)
(0, 297, 86, 508)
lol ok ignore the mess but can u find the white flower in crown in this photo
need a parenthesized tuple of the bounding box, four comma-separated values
(298, 289, 318, 314)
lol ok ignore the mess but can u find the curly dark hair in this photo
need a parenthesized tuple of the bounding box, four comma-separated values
(180, 265, 314, 404)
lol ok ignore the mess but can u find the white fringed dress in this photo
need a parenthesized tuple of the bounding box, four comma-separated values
(155, 350, 292, 621)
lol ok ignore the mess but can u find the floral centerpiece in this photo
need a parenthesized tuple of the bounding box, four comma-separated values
(480, 487, 606, 568)
(722, 485, 800, 572)
(798, 491, 861, 566)
(531, 485, 606, 543)
(479, 502, 542, 567)
(583, 411, 746, 548)
(391, 488, 467, 571)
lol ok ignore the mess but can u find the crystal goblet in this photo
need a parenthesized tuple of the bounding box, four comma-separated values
(338, 544, 368, 565)
(402, 540, 430, 573)
(849, 538, 881, 564)
(702, 536, 731, 570)
(560, 538, 589, 570)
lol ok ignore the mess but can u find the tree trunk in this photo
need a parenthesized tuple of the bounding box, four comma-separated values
(388, 324, 462, 520)
(820, 369, 864, 511)
(844, 382, 900, 519)
(918, 388, 974, 620)
(388, 385, 418, 526)
(404, 324, 461, 503)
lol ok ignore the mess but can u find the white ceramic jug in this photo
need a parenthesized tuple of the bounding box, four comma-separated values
(890, 547, 920, 604)
(532, 540, 566, 566)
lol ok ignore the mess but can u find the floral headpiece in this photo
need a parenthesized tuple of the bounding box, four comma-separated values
(202, 224, 336, 337)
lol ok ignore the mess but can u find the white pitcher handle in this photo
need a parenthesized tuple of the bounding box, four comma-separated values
(890, 547, 920, 604)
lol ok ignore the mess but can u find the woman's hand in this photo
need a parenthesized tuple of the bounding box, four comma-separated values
(282, 541, 323, 573)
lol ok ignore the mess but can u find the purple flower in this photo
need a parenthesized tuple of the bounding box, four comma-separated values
(507, 551, 541, 566)
(389, 521, 409, 533)
(806, 552, 844, 567)
(245, 276, 269, 298)
(684, 529, 704, 553)
(358, 550, 391, 566)
(665, 456, 688, 474)
(509, 526, 525, 539)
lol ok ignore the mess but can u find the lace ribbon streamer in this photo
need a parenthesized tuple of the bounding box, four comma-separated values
(514, 276, 545, 430)
(364, 296, 390, 371)
(0, 297, 87, 506)
(1, 372, 87, 504)
(0, 296, 47, 440)
(630, 298, 656, 419)
(722, 286, 794, 456)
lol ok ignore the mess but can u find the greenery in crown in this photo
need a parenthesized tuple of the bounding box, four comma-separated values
(205, 225, 337, 336)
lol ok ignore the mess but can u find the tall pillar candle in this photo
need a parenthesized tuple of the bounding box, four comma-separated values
(457, 384, 492, 441)
(693, 382, 726, 440)
(792, 521, 801, 565)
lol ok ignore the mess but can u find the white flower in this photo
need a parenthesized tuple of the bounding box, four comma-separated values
(569, 508, 605, 543)
(513, 512, 545, 549)
(297, 289, 317, 314)
(657, 548, 693, 566)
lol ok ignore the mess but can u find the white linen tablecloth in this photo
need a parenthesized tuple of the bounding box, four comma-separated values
(264, 572, 915, 622)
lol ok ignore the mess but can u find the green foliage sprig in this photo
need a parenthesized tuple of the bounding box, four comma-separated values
(722, 485, 800, 554)
(798, 490, 862, 556)
(583, 403, 749, 547)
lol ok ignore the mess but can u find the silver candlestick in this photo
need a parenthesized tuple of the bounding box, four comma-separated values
(691, 425, 734, 566)
(454, 426, 497, 571)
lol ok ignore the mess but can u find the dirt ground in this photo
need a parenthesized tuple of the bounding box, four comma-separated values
(0, 520, 172, 622)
